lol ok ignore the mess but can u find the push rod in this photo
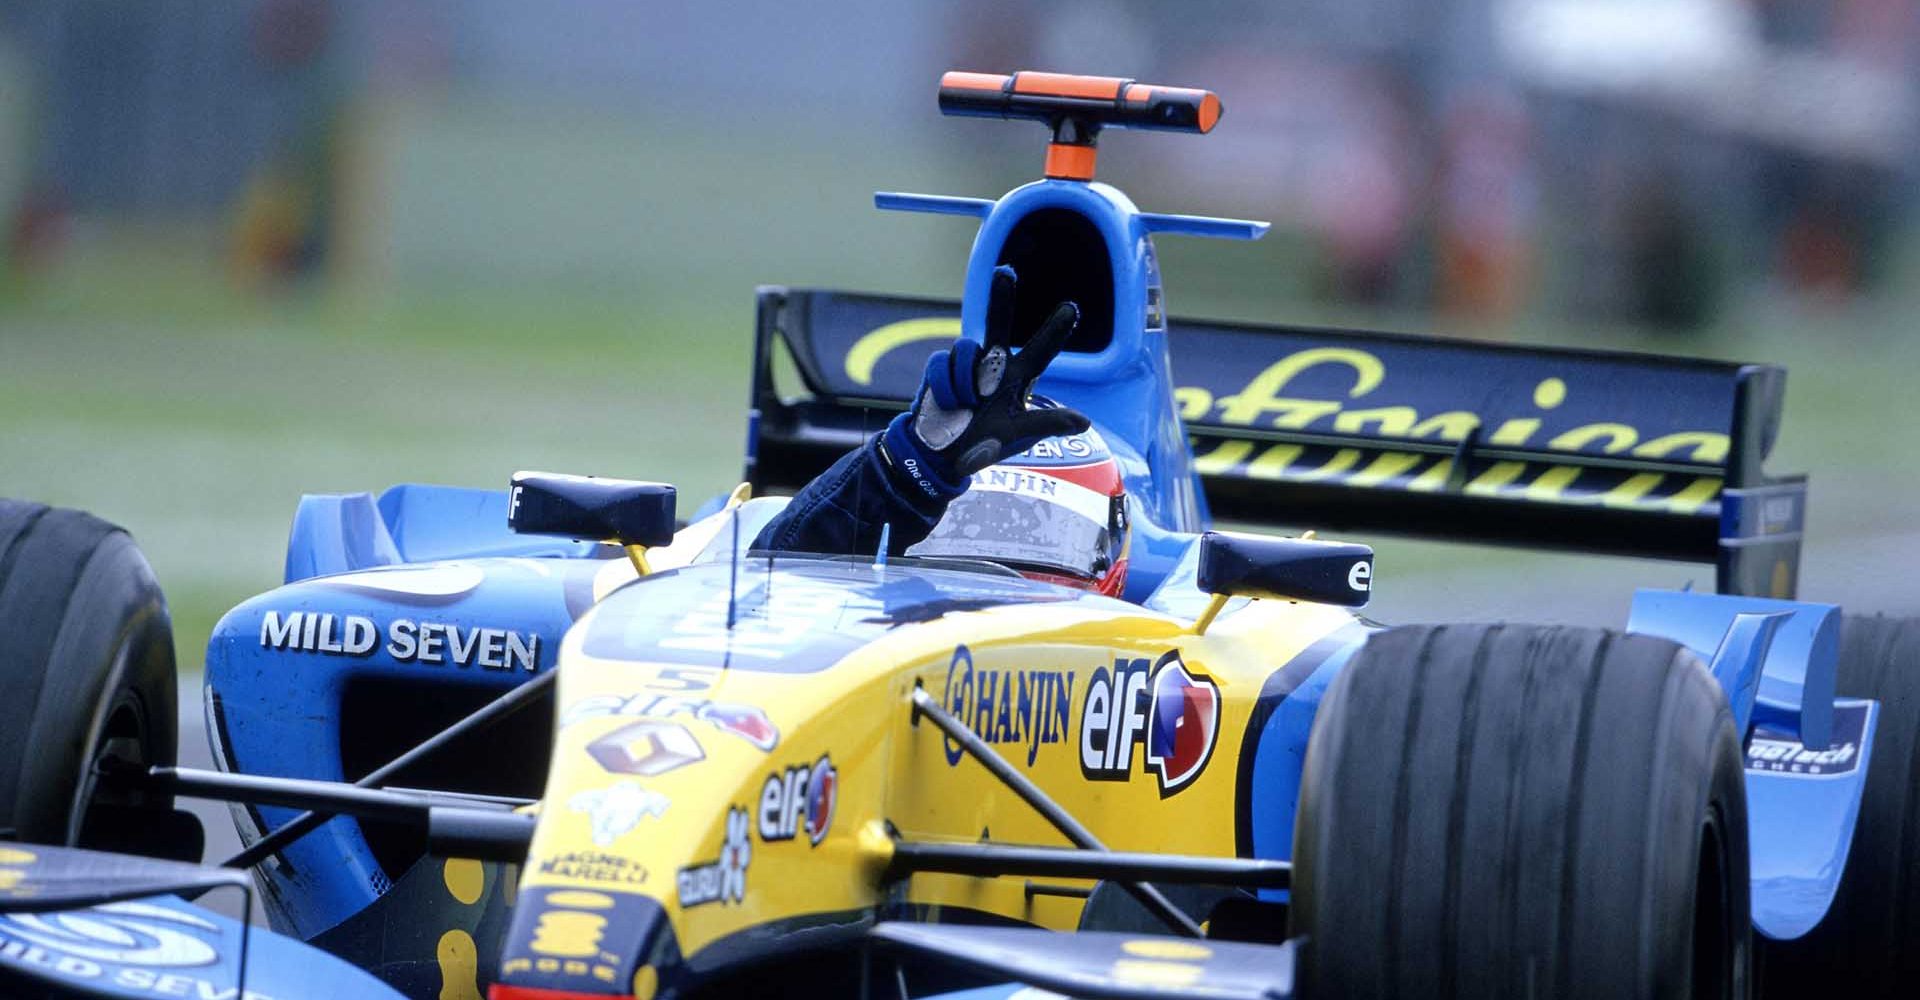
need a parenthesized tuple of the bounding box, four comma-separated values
(130, 765, 431, 823)
(889, 841, 1292, 890)
(219, 670, 554, 869)
(908, 687, 1203, 938)
(126, 764, 535, 862)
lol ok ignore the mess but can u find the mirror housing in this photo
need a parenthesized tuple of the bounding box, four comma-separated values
(507, 472, 677, 547)
(1196, 530, 1373, 608)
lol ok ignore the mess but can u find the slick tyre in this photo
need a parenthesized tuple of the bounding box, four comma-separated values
(0, 500, 179, 850)
(1758, 615, 1920, 997)
(1292, 624, 1749, 1000)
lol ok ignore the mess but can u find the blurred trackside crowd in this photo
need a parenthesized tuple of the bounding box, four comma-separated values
(0, 0, 1914, 335)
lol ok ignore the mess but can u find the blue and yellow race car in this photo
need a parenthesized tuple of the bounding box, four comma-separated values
(2, 70, 1916, 1000)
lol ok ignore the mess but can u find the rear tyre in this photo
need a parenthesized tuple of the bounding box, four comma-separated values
(1758, 614, 1920, 997)
(0, 500, 182, 854)
(1292, 624, 1749, 1000)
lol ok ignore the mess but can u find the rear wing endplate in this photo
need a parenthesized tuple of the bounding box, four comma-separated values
(744, 288, 1804, 597)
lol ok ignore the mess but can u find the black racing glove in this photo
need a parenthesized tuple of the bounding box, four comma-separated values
(881, 265, 1093, 505)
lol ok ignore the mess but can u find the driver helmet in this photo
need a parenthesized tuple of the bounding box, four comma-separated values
(906, 420, 1130, 597)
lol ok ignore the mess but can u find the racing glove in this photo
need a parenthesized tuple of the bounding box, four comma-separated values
(881, 265, 1092, 505)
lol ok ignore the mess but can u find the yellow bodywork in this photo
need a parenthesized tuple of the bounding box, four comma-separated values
(510, 560, 1354, 972)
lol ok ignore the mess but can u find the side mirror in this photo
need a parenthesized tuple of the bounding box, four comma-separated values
(507, 472, 677, 547)
(1197, 530, 1373, 608)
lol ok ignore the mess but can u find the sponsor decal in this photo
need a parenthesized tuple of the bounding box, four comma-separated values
(537, 850, 648, 888)
(757, 754, 838, 846)
(941, 645, 1076, 767)
(1019, 434, 1097, 461)
(901, 456, 940, 499)
(0, 901, 217, 966)
(846, 332, 1736, 516)
(259, 610, 540, 671)
(1348, 560, 1371, 593)
(568, 782, 670, 847)
(678, 807, 752, 908)
(586, 721, 705, 777)
(499, 887, 643, 990)
(1111, 937, 1213, 988)
(1747, 702, 1869, 778)
(524, 889, 617, 986)
(565, 693, 778, 751)
(1081, 651, 1220, 796)
(0, 901, 277, 1000)
(1761, 494, 1800, 534)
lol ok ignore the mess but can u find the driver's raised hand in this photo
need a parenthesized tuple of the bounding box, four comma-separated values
(882, 265, 1092, 503)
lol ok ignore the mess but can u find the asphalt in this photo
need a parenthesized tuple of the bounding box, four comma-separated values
(177, 700, 261, 922)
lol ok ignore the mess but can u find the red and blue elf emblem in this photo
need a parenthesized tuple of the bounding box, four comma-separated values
(1145, 654, 1221, 794)
(804, 755, 838, 845)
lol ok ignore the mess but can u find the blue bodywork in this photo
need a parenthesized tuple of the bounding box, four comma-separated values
(210, 485, 609, 938)
(1627, 589, 1876, 939)
(881, 179, 1266, 600)
(0, 890, 405, 1000)
(201, 150, 1872, 993)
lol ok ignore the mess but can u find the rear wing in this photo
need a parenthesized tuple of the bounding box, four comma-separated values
(744, 288, 1804, 597)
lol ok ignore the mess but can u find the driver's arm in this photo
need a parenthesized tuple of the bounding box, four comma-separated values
(751, 266, 1086, 558)
(751, 433, 953, 557)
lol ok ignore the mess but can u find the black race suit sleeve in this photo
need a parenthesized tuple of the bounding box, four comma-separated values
(751, 434, 956, 558)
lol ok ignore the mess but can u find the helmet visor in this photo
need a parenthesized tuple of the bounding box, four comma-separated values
(906, 468, 1113, 581)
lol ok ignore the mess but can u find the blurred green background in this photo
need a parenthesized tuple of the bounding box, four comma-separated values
(2, 0, 1918, 677)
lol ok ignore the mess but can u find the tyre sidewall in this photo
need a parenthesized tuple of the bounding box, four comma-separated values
(10, 530, 178, 843)
(1293, 625, 1749, 1000)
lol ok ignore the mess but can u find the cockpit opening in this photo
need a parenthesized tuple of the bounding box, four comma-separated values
(994, 208, 1115, 354)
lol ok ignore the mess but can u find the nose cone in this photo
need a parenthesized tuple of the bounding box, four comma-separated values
(492, 559, 952, 994)
(492, 886, 681, 998)
(491, 702, 746, 997)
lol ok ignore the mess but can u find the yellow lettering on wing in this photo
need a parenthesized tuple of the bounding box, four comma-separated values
(1345, 410, 1478, 487)
(1244, 444, 1301, 479)
(1599, 472, 1667, 509)
(1332, 405, 1419, 437)
(1243, 444, 1364, 481)
(1175, 386, 1213, 422)
(844, 317, 963, 386)
(1664, 476, 1723, 515)
(1549, 422, 1640, 454)
(1526, 423, 1639, 500)
(1192, 439, 1254, 477)
(1177, 352, 1735, 517)
(1408, 459, 1455, 492)
(1634, 432, 1730, 463)
(1350, 452, 1424, 488)
(1629, 433, 1728, 513)
(1487, 418, 1540, 447)
(1214, 348, 1384, 428)
(1466, 461, 1529, 495)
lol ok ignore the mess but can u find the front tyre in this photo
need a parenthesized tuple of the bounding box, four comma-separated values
(1292, 624, 1749, 1000)
(0, 501, 181, 854)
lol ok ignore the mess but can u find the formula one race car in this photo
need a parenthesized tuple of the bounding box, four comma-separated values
(3, 70, 1917, 1000)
